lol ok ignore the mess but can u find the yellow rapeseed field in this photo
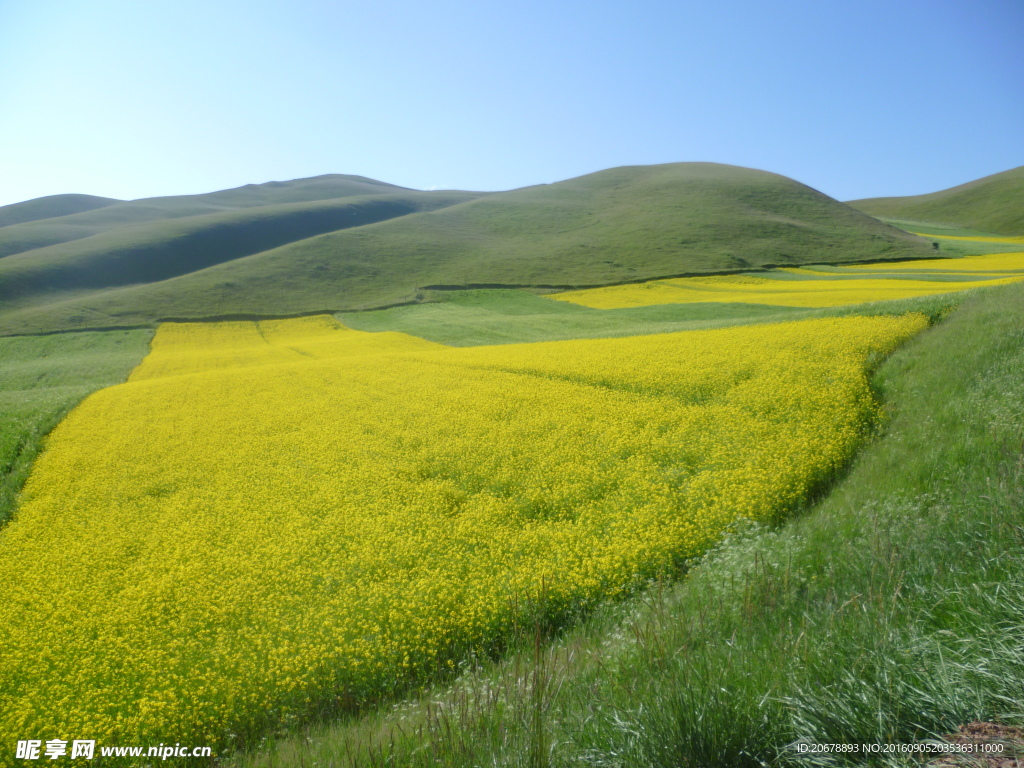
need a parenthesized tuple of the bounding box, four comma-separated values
(550, 272, 1024, 309)
(909, 232, 1024, 245)
(550, 257, 1024, 309)
(840, 251, 1024, 274)
(0, 314, 925, 750)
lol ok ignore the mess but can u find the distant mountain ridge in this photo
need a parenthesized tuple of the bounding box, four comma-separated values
(849, 165, 1024, 236)
(0, 163, 934, 336)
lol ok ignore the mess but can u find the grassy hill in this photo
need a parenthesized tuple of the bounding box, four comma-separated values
(0, 174, 411, 259)
(0, 194, 121, 229)
(0, 163, 934, 336)
(0, 192, 480, 308)
(849, 165, 1024, 235)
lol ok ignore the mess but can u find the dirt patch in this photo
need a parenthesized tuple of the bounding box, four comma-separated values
(927, 722, 1024, 766)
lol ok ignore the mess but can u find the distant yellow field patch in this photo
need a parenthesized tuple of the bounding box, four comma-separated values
(841, 252, 1024, 274)
(0, 313, 926, 747)
(550, 271, 1024, 309)
(910, 232, 1024, 245)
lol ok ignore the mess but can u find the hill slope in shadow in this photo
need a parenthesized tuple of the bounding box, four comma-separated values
(0, 174, 412, 258)
(0, 194, 121, 229)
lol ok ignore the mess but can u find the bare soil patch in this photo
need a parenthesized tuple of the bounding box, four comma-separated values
(927, 722, 1024, 767)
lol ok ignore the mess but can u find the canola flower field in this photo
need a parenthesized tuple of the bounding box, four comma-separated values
(839, 251, 1024, 274)
(551, 251, 1024, 309)
(0, 312, 927, 750)
(908, 232, 1024, 245)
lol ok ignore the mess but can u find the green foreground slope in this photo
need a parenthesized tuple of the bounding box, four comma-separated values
(236, 282, 1024, 768)
(850, 165, 1024, 236)
(0, 163, 933, 336)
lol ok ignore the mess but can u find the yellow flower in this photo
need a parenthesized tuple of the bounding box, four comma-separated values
(0, 312, 926, 751)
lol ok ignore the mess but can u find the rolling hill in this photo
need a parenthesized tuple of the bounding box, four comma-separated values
(0, 163, 934, 336)
(0, 192, 481, 308)
(0, 194, 120, 229)
(849, 165, 1024, 236)
(0, 174, 411, 258)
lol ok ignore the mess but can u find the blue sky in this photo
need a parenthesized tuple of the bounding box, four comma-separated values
(1, 0, 1021, 207)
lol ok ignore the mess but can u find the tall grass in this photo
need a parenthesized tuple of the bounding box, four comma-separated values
(231, 281, 1024, 767)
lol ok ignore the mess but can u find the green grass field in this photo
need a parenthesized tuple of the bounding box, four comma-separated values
(341, 289, 805, 344)
(0, 330, 152, 527)
(850, 165, 1024, 236)
(340, 288, 962, 346)
(0, 163, 933, 336)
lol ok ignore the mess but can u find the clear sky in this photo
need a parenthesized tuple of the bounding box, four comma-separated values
(1, 0, 1021, 207)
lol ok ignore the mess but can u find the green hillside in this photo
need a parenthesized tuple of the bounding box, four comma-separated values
(0, 163, 934, 336)
(0, 194, 120, 229)
(0, 174, 410, 259)
(0, 192, 480, 308)
(849, 165, 1024, 235)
